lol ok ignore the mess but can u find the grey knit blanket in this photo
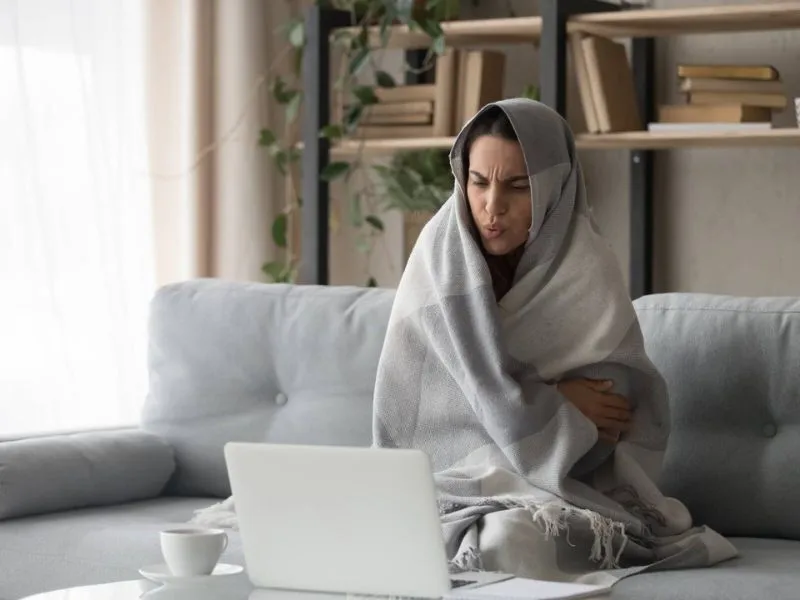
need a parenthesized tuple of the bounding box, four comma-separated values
(372, 99, 737, 584)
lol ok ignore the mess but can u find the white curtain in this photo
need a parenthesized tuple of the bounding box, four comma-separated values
(145, 0, 293, 284)
(0, 0, 154, 436)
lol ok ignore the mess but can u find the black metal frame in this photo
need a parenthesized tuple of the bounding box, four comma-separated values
(630, 37, 655, 299)
(299, 6, 350, 285)
(301, 1, 656, 298)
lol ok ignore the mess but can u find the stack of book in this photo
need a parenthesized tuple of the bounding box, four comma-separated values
(571, 34, 642, 134)
(350, 84, 438, 139)
(651, 64, 786, 132)
(337, 48, 506, 141)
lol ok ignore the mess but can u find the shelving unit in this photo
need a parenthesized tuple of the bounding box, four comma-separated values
(330, 128, 800, 155)
(339, 16, 542, 49)
(568, 3, 800, 37)
(300, 1, 800, 298)
(576, 128, 800, 150)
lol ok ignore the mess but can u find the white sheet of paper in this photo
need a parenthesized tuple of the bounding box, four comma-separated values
(446, 577, 612, 600)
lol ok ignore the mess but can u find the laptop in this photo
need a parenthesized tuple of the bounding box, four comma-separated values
(224, 442, 513, 598)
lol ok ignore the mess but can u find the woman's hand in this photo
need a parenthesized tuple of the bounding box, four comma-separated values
(557, 379, 632, 443)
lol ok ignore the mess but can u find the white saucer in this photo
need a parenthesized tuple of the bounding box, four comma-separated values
(139, 563, 244, 585)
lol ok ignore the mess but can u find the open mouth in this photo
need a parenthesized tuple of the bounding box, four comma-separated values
(483, 225, 504, 240)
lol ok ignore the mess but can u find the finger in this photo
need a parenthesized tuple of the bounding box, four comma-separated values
(585, 379, 614, 392)
(602, 406, 632, 422)
(601, 393, 631, 411)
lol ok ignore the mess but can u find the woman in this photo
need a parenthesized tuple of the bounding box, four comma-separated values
(462, 105, 631, 445)
(372, 99, 735, 583)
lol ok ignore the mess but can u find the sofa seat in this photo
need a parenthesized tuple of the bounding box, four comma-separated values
(0, 497, 241, 600)
(612, 537, 800, 599)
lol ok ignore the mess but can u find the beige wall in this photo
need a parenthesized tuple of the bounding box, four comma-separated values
(331, 0, 800, 295)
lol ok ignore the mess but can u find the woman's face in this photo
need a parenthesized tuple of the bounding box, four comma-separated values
(466, 135, 532, 256)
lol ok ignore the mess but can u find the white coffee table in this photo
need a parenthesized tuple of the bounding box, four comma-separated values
(21, 580, 355, 600)
(20, 579, 254, 600)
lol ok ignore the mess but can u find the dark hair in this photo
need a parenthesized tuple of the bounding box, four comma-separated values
(463, 106, 518, 164)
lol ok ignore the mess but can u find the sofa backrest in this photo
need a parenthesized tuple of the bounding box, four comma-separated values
(141, 280, 394, 497)
(634, 293, 800, 540)
(143, 281, 800, 540)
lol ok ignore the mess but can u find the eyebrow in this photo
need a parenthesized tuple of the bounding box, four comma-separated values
(469, 170, 529, 183)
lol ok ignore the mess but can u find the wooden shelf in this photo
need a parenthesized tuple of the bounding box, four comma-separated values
(332, 136, 455, 155)
(575, 128, 800, 150)
(328, 129, 800, 154)
(568, 2, 800, 38)
(339, 16, 542, 50)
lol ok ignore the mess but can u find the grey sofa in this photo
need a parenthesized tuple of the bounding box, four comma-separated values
(1, 279, 799, 600)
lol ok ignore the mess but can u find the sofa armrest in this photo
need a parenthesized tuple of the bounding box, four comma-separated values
(0, 429, 175, 520)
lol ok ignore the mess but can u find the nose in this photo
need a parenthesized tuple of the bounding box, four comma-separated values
(485, 184, 508, 217)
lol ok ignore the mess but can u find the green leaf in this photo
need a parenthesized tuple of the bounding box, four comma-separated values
(332, 29, 354, 48)
(365, 215, 384, 231)
(320, 124, 345, 140)
(292, 47, 304, 76)
(272, 213, 288, 248)
(321, 161, 351, 181)
(348, 46, 370, 76)
(270, 77, 297, 104)
(432, 34, 446, 56)
(375, 70, 396, 88)
(274, 150, 288, 176)
(416, 17, 444, 40)
(379, 17, 392, 47)
(355, 236, 371, 253)
(288, 20, 305, 48)
(287, 147, 302, 163)
(366, 277, 378, 288)
(344, 104, 364, 132)
(352, 85, 378, 106)
(262, 261, 292, 283)
(258, 128, 277, 147)
(286, 92, 302, 123)
(522, 83, 540, 101)
(348, 194, 363, 227)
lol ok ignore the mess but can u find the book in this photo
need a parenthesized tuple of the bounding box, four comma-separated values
(658, 104, 772, 123)
(570, 33, 600, 134)
(351, 125, 435, 139)
(581, 35, 641, 133)
(648, 122, 772, 132)
(676, 64, 779, 81)
(688, 91, 788, 109)
(680, 77, 785, 94)
(433, 48, 458, 136)
(375, 84, 437, 102)
(455, 50, 470, 128)
(360, 112, 433, 126)
(459, 50, 506, 127)
(360, 101, 433, 117)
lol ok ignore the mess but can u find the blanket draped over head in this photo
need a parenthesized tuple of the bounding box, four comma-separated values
(372, 98, 737, 584)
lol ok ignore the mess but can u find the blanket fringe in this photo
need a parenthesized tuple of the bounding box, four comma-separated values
(449, 545, 484, 573)
(498, 498, 628, 570)
(190, 496, 239, 530)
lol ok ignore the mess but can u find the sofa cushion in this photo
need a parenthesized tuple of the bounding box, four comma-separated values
(141, 280, 395, 498)
(0, 496, 245, 600)
(634, 294, 800, 539)
(0, 430, 175, 521)
(612, 537, 800, 600)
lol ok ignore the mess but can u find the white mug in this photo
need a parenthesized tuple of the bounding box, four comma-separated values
(160, 528, 228, 577)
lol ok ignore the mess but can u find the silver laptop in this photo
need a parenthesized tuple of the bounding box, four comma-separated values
(224, 442, 512, 598)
